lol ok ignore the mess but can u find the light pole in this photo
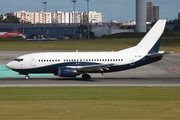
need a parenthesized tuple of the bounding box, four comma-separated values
(71, 0, 76, 37)
(42, 2, 47, 38)
(86, 0, 90, 39)
(71, 0, 76, 24)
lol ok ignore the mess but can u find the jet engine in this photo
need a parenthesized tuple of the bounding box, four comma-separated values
(58, 67, 80, 77)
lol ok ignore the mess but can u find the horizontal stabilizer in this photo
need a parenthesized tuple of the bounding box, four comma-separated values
(146, 51, 172, 58)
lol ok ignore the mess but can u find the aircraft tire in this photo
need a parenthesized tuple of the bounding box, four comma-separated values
(82, 74, 91, 80)
(25, 75, 30, 80)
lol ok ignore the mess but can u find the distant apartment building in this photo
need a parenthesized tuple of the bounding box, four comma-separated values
(70, 11, 84, 23)
(14, 11, 34, 23)
(146, 2, 159, 22)
(52, 11, 84, 24)
(45, 12, 52, 23)
(14, 11, 51, 24)
(51, 11, 61, 23)
(13, 10, 102, 24)
(34, 11, 44, 23)
(33, 11, 51, 24)
(88, 11, 102, 23)
(146, 2, 153, 22)
(178, 12, 180, 20)
(153, 6, 159, 21)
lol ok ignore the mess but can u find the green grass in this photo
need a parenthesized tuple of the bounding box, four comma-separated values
(0, 37, 139, 51)
(102, 32, 180, 38)
(0, 34, 180, 52)
(0, 87, 180, 119)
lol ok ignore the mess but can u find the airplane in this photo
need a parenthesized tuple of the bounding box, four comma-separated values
(6, 20, 167, 80)
(0, 32, 22, 38)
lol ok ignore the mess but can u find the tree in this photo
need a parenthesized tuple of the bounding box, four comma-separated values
(0, 13, 20, 23)
(78, 24, 94, 39)
(0, 15, 3, 23)
(80, 12, 88, 23)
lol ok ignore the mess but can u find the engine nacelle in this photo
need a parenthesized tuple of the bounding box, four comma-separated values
(58, 67, 79, 77)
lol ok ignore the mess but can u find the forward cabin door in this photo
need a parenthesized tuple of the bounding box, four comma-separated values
(130, 55, 135, 66)
(31, 55, 36, 66)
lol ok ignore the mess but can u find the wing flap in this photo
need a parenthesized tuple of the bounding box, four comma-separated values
(67, 64, 113, 72)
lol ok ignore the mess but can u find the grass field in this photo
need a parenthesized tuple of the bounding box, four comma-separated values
(0, 32, 180, 52)
(0, 87, 180, 119)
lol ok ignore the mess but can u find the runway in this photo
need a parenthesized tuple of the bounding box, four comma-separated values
(0, 51, 180, 87)
(0, 77, 180, 87)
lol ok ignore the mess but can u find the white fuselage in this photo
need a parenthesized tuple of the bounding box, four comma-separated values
(6, 51, 143, 71)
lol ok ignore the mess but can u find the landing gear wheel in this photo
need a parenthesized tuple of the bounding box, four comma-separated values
(82, 74, 91, 80)
(25, 75, 30, 80)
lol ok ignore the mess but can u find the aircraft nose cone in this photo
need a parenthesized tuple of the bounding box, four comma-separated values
(6, 62, 13, 69)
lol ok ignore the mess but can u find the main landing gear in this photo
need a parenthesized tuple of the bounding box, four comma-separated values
(82, 74, 91, 80)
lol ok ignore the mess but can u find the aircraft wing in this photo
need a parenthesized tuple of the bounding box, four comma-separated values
(67, 64, 114, 72)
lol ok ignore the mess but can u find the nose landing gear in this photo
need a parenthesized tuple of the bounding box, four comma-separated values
(25, 74, 30, 80)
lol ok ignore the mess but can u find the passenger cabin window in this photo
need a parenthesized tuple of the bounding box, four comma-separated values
(38, 59, 61, 62)
(36, 58, 124, 63)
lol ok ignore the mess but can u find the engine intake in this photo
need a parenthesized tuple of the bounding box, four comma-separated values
(58, 67, 79, 77)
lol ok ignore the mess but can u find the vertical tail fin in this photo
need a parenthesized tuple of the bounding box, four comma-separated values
(136, 20, 166, 54)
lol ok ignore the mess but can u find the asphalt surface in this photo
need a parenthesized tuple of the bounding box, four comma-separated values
(0, 51, 180, 87)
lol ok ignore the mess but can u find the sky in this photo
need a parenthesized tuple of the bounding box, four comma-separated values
(0, 0, 179, 22)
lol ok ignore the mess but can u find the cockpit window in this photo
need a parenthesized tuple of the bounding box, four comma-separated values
(14, 58, 23, 62)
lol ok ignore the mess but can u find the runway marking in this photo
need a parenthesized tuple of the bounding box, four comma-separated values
(165, 68, 180, 71)
(164, 58, 180, 66)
